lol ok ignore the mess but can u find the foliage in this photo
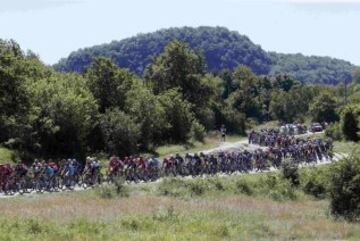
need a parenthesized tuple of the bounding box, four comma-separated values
(125, 85, 168, 150)
(0, 40, 49, 147)
(158, 89, 194, 143)
(329, 153, 360, 220)
(340, 104, 360, 142)
(0, 146, 16, 164)
(55, 27, 355, 85)
(86, 57, 136, 113)
(259, 174, 298, 201)
(235, 179, 254, 195)
(325, 122, 343, 140)
(100, 108, 141, 156)
(95, 179, 129, 199)
(269, 52, 353, 85)
(309, 92, 339, 123)
(190, 120, 206, 142)
(300, 167, 331, 199)
(26, 73, 99, 159)
(55, 26, 272, 76)
(281, 159, 300, 186)
(269, 85, 313, 123)
(353, 67, 360, 85)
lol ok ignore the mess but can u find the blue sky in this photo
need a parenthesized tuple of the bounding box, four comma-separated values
(0, 0, 359, 65)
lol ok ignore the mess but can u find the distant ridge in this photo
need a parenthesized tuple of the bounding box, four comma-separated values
(54, 26, 354, 85)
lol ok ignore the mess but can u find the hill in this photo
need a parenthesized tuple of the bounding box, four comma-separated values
(269, 52, 353, 85)
(54, 26, 355, 85)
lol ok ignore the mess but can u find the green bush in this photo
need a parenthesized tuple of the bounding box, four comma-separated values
(340, 104, 360, 142)
(100, 108, 141, 156)
(268, 180, 297, 201)
(95, 179, 129, 199)
(329, 153, 360, 221)
(112, 177, 130, 197)
(303, 179, 326, 199)
(95, 183, 116, 199)
(301, 168, 330, 199)
(158, 177, 219, 197)
(235, 179, 254, 195)
(259, 174, 298, 201)
(158, 177, 188, 197)
(281, 159, 300, 186)
(325, 122, 343, 141)
(190, 121, 206, 142)
(188, 179, 210, 196)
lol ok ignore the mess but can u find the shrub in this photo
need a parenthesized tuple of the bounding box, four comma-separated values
(188, 179, 209, 196)
(210, 177, 226, 191)
(100, 108, 141, 156)
(329, 153, 360, 221)
(325, 122, 343, 141)
(304, 179, 326, 199)
(96, 183, 116, 199)
(340, 105, 360, 142)
(190, 121, 206, 142)
(259, 174, 298, 201)
(301, 168, 330, 199)
(159, 89, 195, 142)
(95, 179, 129, 199)
(268, 179, 297, 201)
(281, 159, 300, 186)
(112, 177, 130, 197)
(158, 177, 188, 197)
(235, 179, 253, 195)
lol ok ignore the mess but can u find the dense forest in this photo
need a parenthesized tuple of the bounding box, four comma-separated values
(55, 26, 355, 85)
(1, 39, 360, 162)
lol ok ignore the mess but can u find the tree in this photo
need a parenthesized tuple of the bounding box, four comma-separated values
(86, 57, 136, 113)
(0, 40, 30, 143)
(100, 108, 141, 156)
(227, 65, 262, 119)
(353, 67, 360, 85)
(158, 89, 195, 143)
(125, 85, 168, 150)
(27, 73, 99, 159)
(340, 104, 360, 142)
(329, 153, 360, 220)
(309, 92, 339, 123)
(144, 41, 206, 97)
(0, 40, 50, 156)
(269, 85, 313, 123)
(144, 41, 220, 128)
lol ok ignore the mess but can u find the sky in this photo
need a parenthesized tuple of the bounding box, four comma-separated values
(0, 0, 359, 65)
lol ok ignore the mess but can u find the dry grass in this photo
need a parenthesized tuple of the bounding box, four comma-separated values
(1, 190, 359, 240)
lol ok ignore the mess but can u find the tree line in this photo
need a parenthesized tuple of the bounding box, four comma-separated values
(1, 39, 359, 162)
